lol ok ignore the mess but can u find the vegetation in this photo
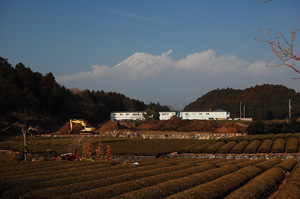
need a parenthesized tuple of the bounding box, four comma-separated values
(184, 84, 300, 120)
(1, 158, 297, 199)
(0, 57, 169, 125)
(246, 120, 300, 135)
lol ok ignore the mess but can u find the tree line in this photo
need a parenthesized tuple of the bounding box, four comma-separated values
(0, 57, 169, 124)
(184, 84, 300, 120)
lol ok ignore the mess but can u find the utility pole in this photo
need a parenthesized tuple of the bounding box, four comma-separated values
(22, 125, 28, 162)
(240, 101, 242, 119)
(243, 106, 246, 118)
(289, 99, 292, 119)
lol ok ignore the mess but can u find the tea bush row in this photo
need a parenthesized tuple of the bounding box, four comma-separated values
(274, 161, 300, 199)
(225, 166, 286, 199)
(54, 163, 217, 199)
(18, 161, 202, 199)
(3, 159, 191, 198)
(184, 136, 299, 154)
(113, 159, 267, 199)
(167, 165, 264, 199)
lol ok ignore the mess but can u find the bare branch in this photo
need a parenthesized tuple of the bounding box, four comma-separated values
(254, 26, 300, 79)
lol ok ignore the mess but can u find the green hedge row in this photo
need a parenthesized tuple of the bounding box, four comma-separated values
(271, 138, 285, 153)
(254, 158, 282, 171)
(55, 163, 217, 199)
(275, 158, 297, 171)
(19, 161, 201, 199)
(285, 137, 299, 153)
(117, 159, 268, 199)
(243, 140, 261, 153)
(0, 161, 110, 182)
(190, 143, 211, 153)
(257, 139, 273, 153)
(225, 167, 285, 199)
(167, 165, 264, 199)
(216, 141, 237, 154)
(274, 161, 300, 199)
(3, 159, 188, 199)
(229, 140, 249, 154)
(0, 161, 113, 195)
(114, 164, 241, 199)
(203, 142, 226, 153)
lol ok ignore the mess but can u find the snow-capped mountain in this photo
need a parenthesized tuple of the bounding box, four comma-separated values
(116, 52, 158, 67)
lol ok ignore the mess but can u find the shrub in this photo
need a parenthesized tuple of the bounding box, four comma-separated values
(294, 132, 300, 139)
(275, 159, 297, 171)
(190, 143, 211, 153)
(227, 135, 251, 143)
(3, 160, 182, 199)
(230, 141, 249, 154)
(246, 121, 265, 135)
(249, 135, 265, 141)
(56, 163, 217, 199)
(273, 133, 285, 140)
(203, 142, 226, 154)
(225, 167, 285, 199)
(285, 137, 299, 153)
(178, 145, 197, 154)
(216, 141, 237, 154)
(114, 164, 240, 199)
(254, 158, 282, 171)
(274, 161, 300, 199)
(243, 140, 262, 154)
(284, 133, 298, 139)
(167, 166, 263, 199)
(271, 138, 285, 153)
(234, 158, 265, 168)
(257, 139, 273, 153)
(262, 134, 275, 140)
(19, 162, 197, 199)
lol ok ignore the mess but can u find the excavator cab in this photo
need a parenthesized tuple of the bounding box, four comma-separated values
(69, 119, 96, 134)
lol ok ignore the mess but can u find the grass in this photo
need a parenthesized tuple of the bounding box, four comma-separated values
(0, 137, 210, 156)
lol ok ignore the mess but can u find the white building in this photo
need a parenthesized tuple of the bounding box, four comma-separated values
(110, 112, 145, 121)
(111, 110, 229, 121)
(159, 112, 178, 120)
(180, 111, 230, 120)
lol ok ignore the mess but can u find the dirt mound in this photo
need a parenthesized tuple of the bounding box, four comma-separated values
(214, 122, 246, 134)
(56, 119, 92, 134)
(95, 121, 120, 132)
(97, 116, 221, 132)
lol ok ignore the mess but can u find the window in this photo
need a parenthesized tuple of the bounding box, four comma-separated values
(206, 113, 209, 115)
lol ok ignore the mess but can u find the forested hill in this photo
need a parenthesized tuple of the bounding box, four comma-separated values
(0, 57, 169, 124)
(184, 85, 300, 120)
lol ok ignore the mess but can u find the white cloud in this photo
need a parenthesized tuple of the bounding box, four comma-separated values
(57, 50, 296, 108)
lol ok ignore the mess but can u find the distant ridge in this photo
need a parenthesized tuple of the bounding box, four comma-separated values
(184, 84, 300, 120)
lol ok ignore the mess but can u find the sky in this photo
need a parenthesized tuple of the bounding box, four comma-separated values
(0, 0, 299, 110)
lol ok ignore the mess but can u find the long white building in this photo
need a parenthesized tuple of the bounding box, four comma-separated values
(180, 111, 230, 120)
(110, 112, 145, 121)
(110, 110, 230, 121)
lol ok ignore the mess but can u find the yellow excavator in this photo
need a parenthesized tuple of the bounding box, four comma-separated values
(68, 119, 96, 134)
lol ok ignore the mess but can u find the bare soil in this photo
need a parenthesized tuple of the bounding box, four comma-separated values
(93, 116, 246, 134)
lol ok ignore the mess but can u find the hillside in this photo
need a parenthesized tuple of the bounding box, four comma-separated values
(0, 57, 169, 130)
(184, 85, 300, 120)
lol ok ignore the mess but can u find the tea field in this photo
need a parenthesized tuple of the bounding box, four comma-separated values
(0, 158, 299, 199)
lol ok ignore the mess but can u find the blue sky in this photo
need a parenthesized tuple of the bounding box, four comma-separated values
(1, 0, 299, 109)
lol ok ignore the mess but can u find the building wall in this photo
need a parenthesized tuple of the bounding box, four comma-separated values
(111, 111, 230, 121)
(159, 112, 177, 120)
(110, 112, 145, 121)
(180, 111, 229, 120)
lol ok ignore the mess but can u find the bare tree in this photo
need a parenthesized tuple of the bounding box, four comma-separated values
(255, 26, 300, 79)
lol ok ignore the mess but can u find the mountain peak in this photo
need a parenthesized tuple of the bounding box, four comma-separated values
(118, 52, 157, 66)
